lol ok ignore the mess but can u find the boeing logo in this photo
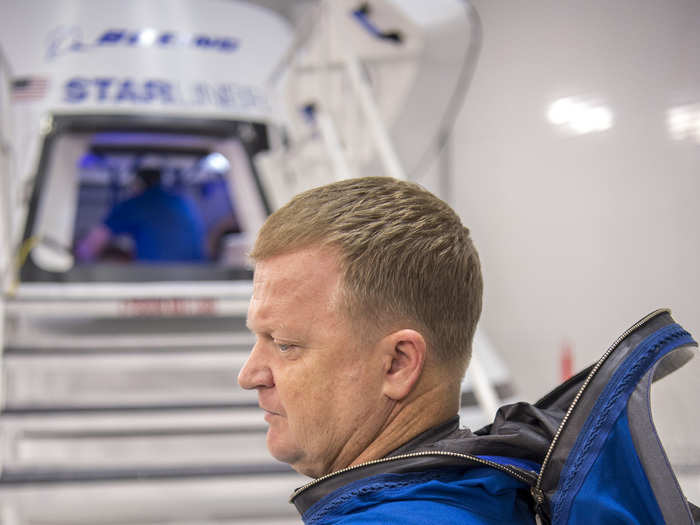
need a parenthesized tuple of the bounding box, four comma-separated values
(47, 26, 239, 60)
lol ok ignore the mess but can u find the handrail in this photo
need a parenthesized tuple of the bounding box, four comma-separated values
(343, 52, 406, 180)
(0, 45, 13, 294)
(0, 42, 14, 446)
(266, 2, 323, 88)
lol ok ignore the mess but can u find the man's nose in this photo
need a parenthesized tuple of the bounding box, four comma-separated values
(237, 343, 274, 390)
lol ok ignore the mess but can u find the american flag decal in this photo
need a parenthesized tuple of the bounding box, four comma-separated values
(11, 76, 49, 102)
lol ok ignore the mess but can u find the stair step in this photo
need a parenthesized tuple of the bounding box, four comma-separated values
(3, 350, 256, 408)
(0, 472, 305, 524)
(0, 408, 275, 471)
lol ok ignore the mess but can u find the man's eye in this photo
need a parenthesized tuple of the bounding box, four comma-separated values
(277, 343, 294, 353)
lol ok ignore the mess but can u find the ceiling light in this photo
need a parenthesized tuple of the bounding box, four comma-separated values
(547, 97, 613, 135)
(667, 104, 700, 143)
(139, 28, 158, 47)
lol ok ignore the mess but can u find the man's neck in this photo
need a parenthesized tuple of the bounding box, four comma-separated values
(347, 379, 461, 469)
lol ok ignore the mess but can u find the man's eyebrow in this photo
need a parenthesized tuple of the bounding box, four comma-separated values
(246, 319, 268, 334)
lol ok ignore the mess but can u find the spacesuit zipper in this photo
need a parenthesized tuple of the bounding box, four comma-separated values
(290, 449, 535, 502)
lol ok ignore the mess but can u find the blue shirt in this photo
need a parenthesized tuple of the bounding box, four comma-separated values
(104, 186, 205, 262)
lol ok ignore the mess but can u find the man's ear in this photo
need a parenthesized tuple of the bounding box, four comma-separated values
(381, 329, 427, 401)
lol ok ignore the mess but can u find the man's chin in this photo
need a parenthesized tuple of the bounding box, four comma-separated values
(266, 428, 302, 467)
(266, 436, 322, 477)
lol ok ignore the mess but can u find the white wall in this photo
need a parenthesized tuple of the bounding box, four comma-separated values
(451, 0, 700, 403)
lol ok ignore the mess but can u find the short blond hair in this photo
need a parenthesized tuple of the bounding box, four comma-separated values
(251, 177, 482, 373)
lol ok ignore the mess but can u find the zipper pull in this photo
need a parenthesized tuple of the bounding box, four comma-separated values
(530, 486, 547, 525)
(530, 485, 544, 505)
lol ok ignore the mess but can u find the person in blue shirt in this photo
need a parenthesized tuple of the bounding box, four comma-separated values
(238, 177, 544, 524)
(77, 167, 205, 263)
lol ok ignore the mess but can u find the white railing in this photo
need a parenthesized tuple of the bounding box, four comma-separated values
(263, 0, 499, 421)
(342, 53, 406, 181)
(0, 45, 13, 472)
(266, 0, 408, 183)
(0, 46, 12, 294)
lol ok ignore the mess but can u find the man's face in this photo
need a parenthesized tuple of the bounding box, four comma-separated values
(239, 246, 389, 477)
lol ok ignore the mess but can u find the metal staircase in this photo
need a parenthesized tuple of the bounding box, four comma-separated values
(0, 287, 306, 524)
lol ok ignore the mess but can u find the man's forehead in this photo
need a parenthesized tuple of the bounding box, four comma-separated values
(251, 259, 306, 299)
(251, 247, 344, 306)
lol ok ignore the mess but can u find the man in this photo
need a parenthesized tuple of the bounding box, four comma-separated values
(76, 167, 205, 262)
(239, 177, 546, 524)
